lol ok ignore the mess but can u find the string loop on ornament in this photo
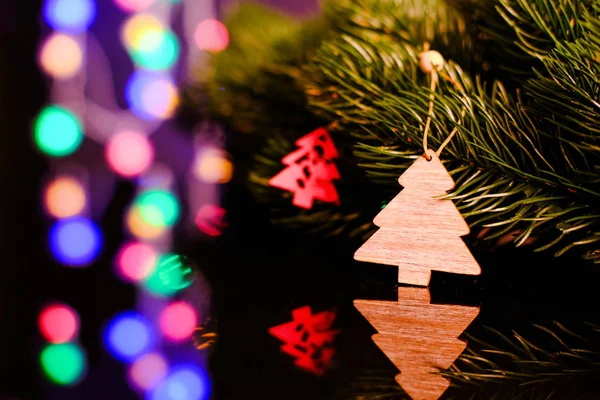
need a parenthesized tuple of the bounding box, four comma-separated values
(419, 47, 465, 161)
(422, 69, 438, 160)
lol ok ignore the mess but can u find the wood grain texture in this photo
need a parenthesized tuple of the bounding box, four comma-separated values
(355, 149, 481, 286)
(354, 287, 480, 400)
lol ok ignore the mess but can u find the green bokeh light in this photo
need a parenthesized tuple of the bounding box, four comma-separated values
(34, 106, 84, 157)
(135, 190, 180, 227)
(130, 30, 179, 71)
(40, 343, 86, 386)
(143, 253, 194, 297)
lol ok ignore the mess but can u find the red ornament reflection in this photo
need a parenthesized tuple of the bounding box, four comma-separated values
(195, 205, 227, 237)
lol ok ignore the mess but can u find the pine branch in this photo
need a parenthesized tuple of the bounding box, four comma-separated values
(322, 0, 475, 69)
(443, 322, 600, 400)
(449, 0, 595, 81)
(333, 323, 600, 399)
(303, 4, 600, 262)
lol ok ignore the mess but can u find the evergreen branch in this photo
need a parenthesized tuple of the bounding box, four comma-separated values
(443, 322, 600, 400)
(450, 0, 594, 80)
(322, 0, 475, 69)
(524, 39, 600, 174)
(304, 32, 600, 262)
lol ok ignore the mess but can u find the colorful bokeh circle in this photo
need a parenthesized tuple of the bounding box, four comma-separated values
(39, 33, 83, 79)
(195, 205, 227, 237)
(104, 312, 154, 362)
(39, 304, 80, 344)
(128, 353, 168, 390)
(49, 217, 102, 266)
(116, 242, 157, 282)
(44, 0, 97, 33)
(44, 177, 86, 218)
(122, 14, 163, 49)
(194, 148, 233, 184)
(194, 19, 229, 53)
(150, 365, 209, 400)
(106, 131, 154, 177)
(126, 206, 167, 240)
(34, 106, 84, 157)
(135, 189, 180, 228)
(130, 29, 180, 70)
(114, 0, 156, 13)
(159, 302, 198, 342)
(143, 254, 194, 297)
(126, 71, 179, 120)
(40, 343, 87, 386)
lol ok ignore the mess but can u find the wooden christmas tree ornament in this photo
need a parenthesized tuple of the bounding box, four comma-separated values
(355, 149, 481, 286)
(355, 287, 480, 400)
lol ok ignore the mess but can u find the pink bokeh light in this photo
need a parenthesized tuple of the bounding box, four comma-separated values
(159, 302, 198, 342)
(194, 19, 229, 53)
(116, 242, 158, 282)
(128, 352, 167, 390)
(114, 0, 155, 13)
(106, 131, 154, 177)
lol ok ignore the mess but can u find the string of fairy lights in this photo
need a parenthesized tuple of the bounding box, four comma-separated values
(35, 0, 231, 398)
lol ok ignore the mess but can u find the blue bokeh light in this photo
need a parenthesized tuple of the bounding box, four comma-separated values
(105, 312, 154, 362)
(49, 217, 102, 266)
(125, 70, 176, 121)
(150, 365, 209, 400)
(44, 0, 97, 33)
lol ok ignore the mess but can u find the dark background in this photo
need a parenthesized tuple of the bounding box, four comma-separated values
(3, 1, 600, 399)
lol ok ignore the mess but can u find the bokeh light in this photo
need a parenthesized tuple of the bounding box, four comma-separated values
(122, 14, 163, 50)
(39, 304, 79, 344)
(143, 254, 194, 297)
(194, 148, 233, 184)
(44, 177, 86, 218)
(40, 343, 86, 386)
(128, 353, 167, 390)
(159, 302, 197, 342)
(114, 0, 155, 13)
(150, 365, 209, 400)
(106, 131, 154, 177)
(126, 206, 167, 240)
(116, 242, 157, 282)
(39, 33, 83, 79)
(195, 205, 227, 237)
(34, 106, 84, 157)
(50, 217, 102, 266)
(105, 312, 153, 362)
(194, 19, 229, 53)
(135, 189, 180, 228)
(130, 29, 180, 70)
(44, 0, 96, 33)
(126, 71, 179, 120)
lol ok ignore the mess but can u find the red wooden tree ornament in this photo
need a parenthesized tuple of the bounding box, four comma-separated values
(269, 306, 338, 375)
(269, 128, 341, 209)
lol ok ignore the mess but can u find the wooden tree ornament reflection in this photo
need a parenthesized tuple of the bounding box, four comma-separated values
(354, 150, 481, 286)
(355, 287, 480, 400)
